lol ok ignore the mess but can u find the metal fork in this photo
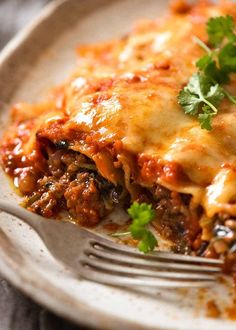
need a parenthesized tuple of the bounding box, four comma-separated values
(0, 200, 223, 288)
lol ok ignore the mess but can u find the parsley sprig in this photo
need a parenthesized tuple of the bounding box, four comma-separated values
(112, 202, 157, 253)
(128, 202, 157, 253)
(178, 73, 224, 130)
(178, 15, 236, 130)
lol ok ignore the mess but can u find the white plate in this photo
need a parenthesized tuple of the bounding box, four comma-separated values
(0, 1, 235, 329)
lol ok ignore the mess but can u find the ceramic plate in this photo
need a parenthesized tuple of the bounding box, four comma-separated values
(0, 1, 236, 329)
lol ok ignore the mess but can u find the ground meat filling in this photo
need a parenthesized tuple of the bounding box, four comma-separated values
(20, 142, 197, 243)
(201, 215, 236, 273)
(24, 147, 123, 226)
(148, 184, 200, 253)
(4, 138, 235, 264)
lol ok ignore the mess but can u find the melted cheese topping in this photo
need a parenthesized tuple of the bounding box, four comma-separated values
(4, 1, 236, 218)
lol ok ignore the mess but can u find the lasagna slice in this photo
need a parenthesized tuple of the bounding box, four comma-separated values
(1, 1, 236, 268)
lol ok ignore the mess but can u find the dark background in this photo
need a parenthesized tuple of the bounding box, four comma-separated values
(0, 1, 88, 329)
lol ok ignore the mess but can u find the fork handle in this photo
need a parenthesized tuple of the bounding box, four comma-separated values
(0, 199, 44, 233)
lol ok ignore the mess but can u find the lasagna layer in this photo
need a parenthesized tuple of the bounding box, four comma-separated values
(1, 1, 236, 264)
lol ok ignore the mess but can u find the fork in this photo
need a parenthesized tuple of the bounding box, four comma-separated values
(0, 200, 223, 288)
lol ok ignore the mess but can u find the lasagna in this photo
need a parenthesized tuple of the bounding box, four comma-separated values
(1, 0, 236, 269)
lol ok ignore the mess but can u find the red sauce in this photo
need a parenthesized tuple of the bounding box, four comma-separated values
(225, 306, 236, 320)
(103, 223, 120, 232)
(206, 300, 221, 318)
(170, 0, 192, 14)
(138, 153, 188, 186)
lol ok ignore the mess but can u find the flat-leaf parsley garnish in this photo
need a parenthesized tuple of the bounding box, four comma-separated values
(112, 202, 157, 253)
(178, 15, 236, 130)
(178, 73, 224, 130)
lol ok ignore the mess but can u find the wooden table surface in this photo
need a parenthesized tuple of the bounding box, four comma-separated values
(0, 1, 89, 329)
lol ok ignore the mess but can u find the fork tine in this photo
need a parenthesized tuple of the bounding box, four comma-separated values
(85, 247, 222, 273)
(92, 239, 223, 265)
(81, 257, 217, 281)
(79, 264, 215, 288)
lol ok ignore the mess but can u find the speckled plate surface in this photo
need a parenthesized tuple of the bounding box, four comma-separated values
(0, 1, 236, 329)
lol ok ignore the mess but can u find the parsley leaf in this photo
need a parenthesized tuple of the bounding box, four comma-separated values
(204, 81, 225, 105)
(198, 106, 214, 130)
(207, 15, 236, 47)
(178, 73, 224, 130)
(128, 202, 155, 226)
(111, 202, 157, 253)
(196, 54, 213, 70)
(218, 43, 236, 73)
(137, 231, 157, 254)
(178, 15, 236, 130)
(196, 54, 228, 84)
(128, 202, 157, 253)
(178, 79, 201, 115)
